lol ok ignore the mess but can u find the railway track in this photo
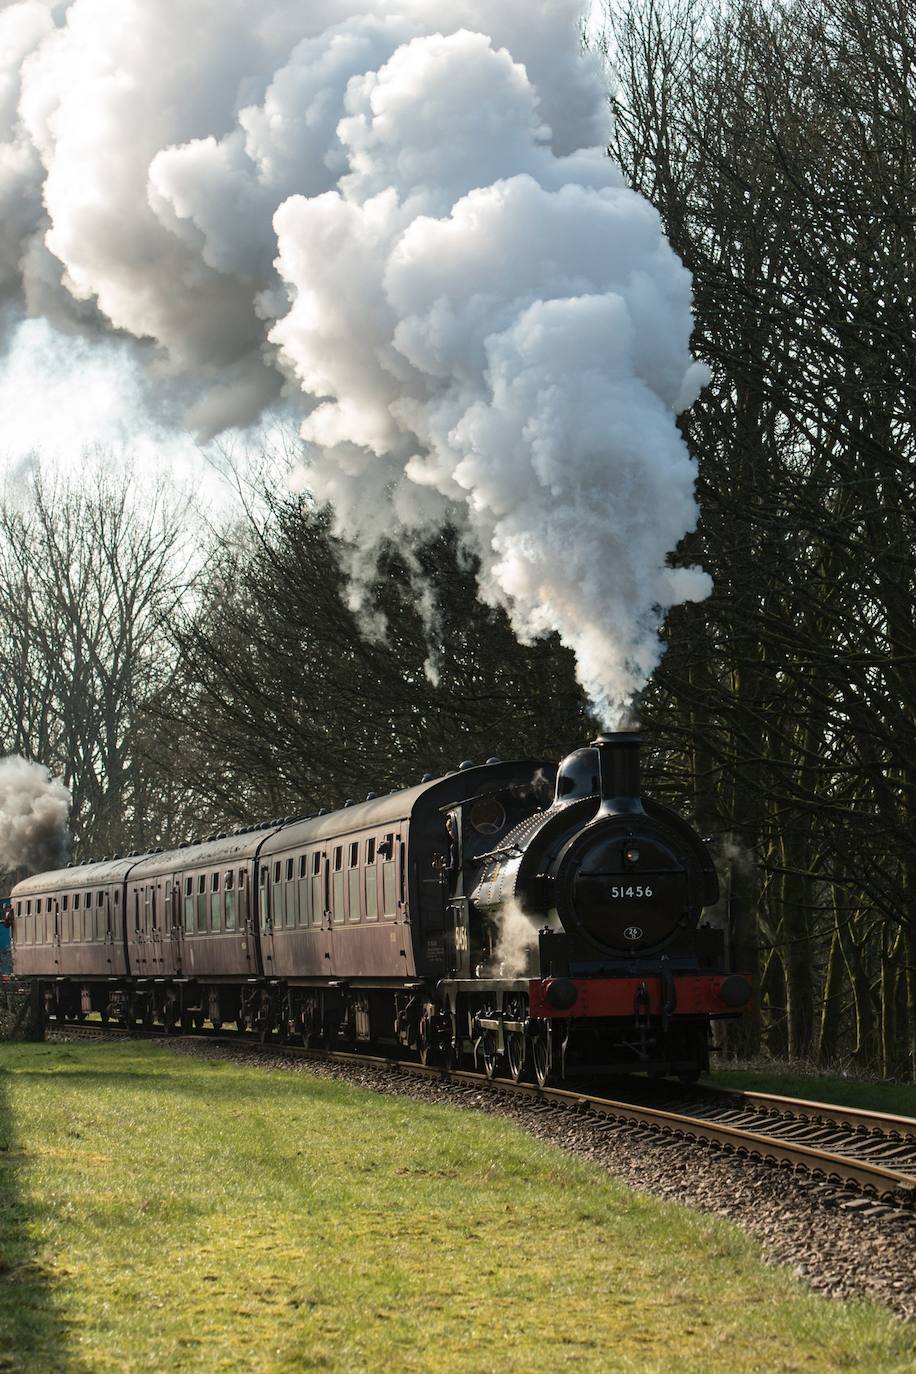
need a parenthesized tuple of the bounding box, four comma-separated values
(45, 1020, 916, 1213)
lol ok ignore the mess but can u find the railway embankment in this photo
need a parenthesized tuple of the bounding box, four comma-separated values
(704, 1061, 916, 1121)
(0, 1038, 914, 1373)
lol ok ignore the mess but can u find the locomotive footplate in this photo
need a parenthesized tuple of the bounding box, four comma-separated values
(529, 973, 753, 1018)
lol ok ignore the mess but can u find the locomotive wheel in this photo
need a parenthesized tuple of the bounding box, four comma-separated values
(531, 1025, 553, 1089)
(481, 1028, 499, 1080)
(418, 1015, 434, 1066)
(504, 995, 527, 1084)
(506, 1028, 526, 1083)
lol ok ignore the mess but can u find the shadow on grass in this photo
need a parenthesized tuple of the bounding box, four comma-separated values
(0, 1063, 85, 1374)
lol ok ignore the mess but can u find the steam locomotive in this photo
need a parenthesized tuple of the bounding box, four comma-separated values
(8, 733, 751, 1083)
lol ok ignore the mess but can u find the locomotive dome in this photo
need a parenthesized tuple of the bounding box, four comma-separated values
(554, 747, 600, 802)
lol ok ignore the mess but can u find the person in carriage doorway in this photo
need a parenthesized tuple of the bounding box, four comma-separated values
(0, 898, 13, 978)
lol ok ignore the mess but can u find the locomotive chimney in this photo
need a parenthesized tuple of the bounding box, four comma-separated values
(592, 732, 644, 816)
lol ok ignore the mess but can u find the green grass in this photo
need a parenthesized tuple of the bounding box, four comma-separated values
(705, 1064, 916, 1119)
(0, 1044, 913, 1374)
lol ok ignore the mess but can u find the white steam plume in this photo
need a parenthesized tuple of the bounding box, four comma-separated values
(1, 0, 711, 721)
(0, 756, 70, 873)
(489, 899, 543, 980)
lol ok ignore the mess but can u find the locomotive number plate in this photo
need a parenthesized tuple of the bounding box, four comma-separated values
(608, 885, 654, 899)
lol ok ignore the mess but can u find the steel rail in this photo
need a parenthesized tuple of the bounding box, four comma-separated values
(716, 1088, 916, 1138)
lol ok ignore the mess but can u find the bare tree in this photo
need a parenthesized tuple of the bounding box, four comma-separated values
(0, 462, 195, 857)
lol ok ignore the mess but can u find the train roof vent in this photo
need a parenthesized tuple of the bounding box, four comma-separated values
(216, 832, 227, 839)
(421, 773, 434, 783)
(344, 799, 355, 807)
(458, 760, 475, 770)
(366, 792, 377, 800)
(486, 756, 502, 765)
(318, 807, 328, 815)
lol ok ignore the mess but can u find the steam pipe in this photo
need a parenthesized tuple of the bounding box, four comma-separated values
(592, 732, 644, 816)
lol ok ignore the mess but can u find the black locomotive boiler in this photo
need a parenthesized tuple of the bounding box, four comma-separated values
(9, 732, 751, 1083)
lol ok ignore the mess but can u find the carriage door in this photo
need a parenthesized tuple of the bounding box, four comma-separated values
(258, 862, 275, 974)
(167, 879, 183, 975)
(234, 868, 257, 975)
(52, 898, 61, 971)
(147, 883, 164, 973)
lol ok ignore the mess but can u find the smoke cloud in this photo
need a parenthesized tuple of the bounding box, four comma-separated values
(490, 898, 552, 980)
(0, 756, 70, 873)
(1, 0, 711, 721)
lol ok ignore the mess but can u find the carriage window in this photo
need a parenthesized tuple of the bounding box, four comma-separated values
(239, 869, 246, 886)
(347, 843, 360, 922)
(224, 870, 236, 931)
(382, 833, 397, 916)
(309, 853, 322, 926)
(273, 861, 281, 884)
(184, 881, 196, 933)
(74, 893, 80, 909)
(46, 898, 52, 913)
(332, 846, 344, 919)
(114, 890, 120, 905)
(62, 895, 68, 911)
(198, 874, 206, 894)
(185, 877, 193, 897)
(297, 855, 309, 925)
(97, 891, 104, 907)
(210, 872, 222, 931)
(282, 861, 295, 927)
(365, 839, 377, 919)
(26, 900, 31, 915)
